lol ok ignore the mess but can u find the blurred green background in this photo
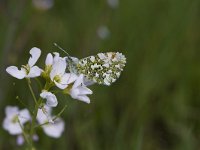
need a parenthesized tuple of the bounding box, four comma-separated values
(1, 0, 200, 149)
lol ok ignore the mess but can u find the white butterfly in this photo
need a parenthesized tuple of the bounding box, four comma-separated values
(54, 43, 126, 86)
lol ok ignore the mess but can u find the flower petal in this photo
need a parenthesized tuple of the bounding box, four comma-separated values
(76, 95, 90, 104)
(26, 66, 42, 78)
(50, 58, 67, 80)
(5, 106, 19, 116)
(73, 74, 84, 88)
(78, 86, 93, 95)
(6, 123, 22, 135)
(70, 88, 79, 99)
(37, 106, 52, 124)
(28, 47, 41, 67)
(6, 66, 26, 79)
(42, 118, 65, 138)
(53, 52, 60, 62)
(40, 91, 58, 107)
(54, 81, 68, 89)
(61, 73, 77, 84)
(70, 88, 91, 104)
(37, 108, 47, 124)
(18, 109, 31, 124)
(45, 53, 53, 66)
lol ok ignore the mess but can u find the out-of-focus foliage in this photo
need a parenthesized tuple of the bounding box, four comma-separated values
(1, 0, 200, 149)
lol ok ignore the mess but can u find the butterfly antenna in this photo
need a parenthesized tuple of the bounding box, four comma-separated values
(53, 43, 75, 73)
(53, 43, 71, 59)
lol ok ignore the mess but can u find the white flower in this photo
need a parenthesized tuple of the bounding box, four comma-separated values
(3, 106, 31, 135)
(70, 74, 93, 104)
(50, 53, 77, 89)
(37, 106, 65, 138)
(6, 47, 42, 79)
(40, 91, 58, 107)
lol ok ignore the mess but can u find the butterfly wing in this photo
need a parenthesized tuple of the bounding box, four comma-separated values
(76, 52, 126, 86)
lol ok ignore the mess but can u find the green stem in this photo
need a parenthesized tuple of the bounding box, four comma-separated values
(27, 79, 38, 105)
(34, 78, 43, 90)
(17, 117, 30, 145)
(44, 81, 54, 91)
(29, 102, 39, 148)
(26, 79, 42, 149)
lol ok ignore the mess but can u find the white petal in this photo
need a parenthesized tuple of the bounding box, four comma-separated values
(73, 74, 84, 88)
(18, 109, 31, 124)
(40, 91, 58, 107)
(54, 81, 68, 89)
(70, 88, 90, 104)
(3, 118, 22, 135)
(37, 106, 52, 124)
(61, 73, 77, 84)
(54, 73, 77, 89)
(37, 108, 47, 124)
(46, 95, 58, 107)
(77, 95, 90, 104)
(6, 66, 26, 79)
(28, 47, 41, 67)
(3, 117, 10, 131)
(26, 66, 42, 78)
(4, 106, 19, 127)
(8, 123, 22, 135)
(16, 135, 24, 145)
(53, 52, 60, 62)
(50, 58, 67, 80)
(78, 86, 93, 95)
(42, 118, 65, 138)
(45, 53, 53, 66)
(5, 106, 19, 116)
(70, 88, 80, 99)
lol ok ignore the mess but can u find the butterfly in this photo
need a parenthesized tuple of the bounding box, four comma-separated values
(54, 43, 126, 86)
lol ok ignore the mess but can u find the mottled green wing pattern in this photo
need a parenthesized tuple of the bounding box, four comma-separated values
(76, 52, 126, 86)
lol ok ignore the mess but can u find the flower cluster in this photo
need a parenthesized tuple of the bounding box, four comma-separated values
(6, 47, 92, 105)
(3, 105, 63, 145)
(3, 46, 126, 147)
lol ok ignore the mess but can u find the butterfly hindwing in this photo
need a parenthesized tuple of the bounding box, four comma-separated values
(76, 52, 126, 86)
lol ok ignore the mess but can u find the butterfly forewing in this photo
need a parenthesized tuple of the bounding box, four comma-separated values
(76, 52, 126, 86)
